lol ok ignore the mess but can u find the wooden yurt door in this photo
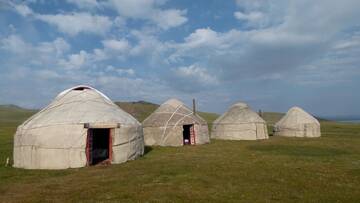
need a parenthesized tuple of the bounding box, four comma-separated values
(183, 124, 196, 145)
(190, 125, 196, 145)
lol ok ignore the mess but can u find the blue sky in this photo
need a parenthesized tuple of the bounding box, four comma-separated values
(1, 0, 360, 118)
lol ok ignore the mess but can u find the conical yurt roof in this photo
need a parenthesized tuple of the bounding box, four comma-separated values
(275, 106, 319, 128)
(142, 98, 207, 127)
(214, 102, 266, 124)
(20, 85, 139, 130)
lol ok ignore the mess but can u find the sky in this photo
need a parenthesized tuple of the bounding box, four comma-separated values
(0, 0, 360, 118)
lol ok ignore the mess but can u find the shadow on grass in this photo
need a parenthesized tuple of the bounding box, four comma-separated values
(144, 146, 153, 155)
(248, 145, 348, 157)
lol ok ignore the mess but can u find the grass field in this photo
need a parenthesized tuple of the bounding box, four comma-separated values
(0, 105, 360, 202)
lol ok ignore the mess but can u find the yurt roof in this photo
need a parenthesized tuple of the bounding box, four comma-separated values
(21, 85, 139, 130)
(275, 106, 320, 127)
(214, 102, 265, 124)
(142, 98, 207, 127)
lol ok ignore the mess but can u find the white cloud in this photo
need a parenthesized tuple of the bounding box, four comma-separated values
(106, 65, 135, 76)
(183, 28, 220, 47)
(234, 11, 264, 23)
(35, 12, 112, 36)
(333, 35, 360, 50)
(169, 28, 238, 62)
(129, 30, 169, 65)
(175, 64, 218, 85)
(58, 49, 105, 70)
(102, 39, 130, 52)
(0, 35, 78, 103)
(151, 9, 188, 29)
(108, 0, 156, 18)
(12, 3, 34, 17)
(334, 40, 360, 50)
(114, 16, 126, 28)
(168, 0, 360, 83)
(93, 48, 107, 61)
(0, 35, 29, 53)
(235, 0, 273, 11)
(94, 75, 168, 101)
(8, 24, 16, 33)
(67, 51, 87, 68)
(58, 47, 109, 70)
(66, 0, 100, 10)
(117, 68, 135, 76)
(36, 69, 62, 80)
(9, 2, 113, 36)
(0, 35, 70, 60)
(234, 0, 287, 28)
(3, 66, 32, 80)
(58, 50, 88, 69)
(108, 0, 187, 29)
(38, 38, 71, 57)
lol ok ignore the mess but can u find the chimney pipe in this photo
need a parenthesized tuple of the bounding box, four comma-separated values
(193, 99, 196, 115)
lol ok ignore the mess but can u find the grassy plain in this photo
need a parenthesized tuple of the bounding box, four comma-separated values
(0, 104, 359, 202)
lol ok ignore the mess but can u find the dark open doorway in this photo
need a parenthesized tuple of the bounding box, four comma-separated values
(87, 128, 111, 165)
(183, 124, 193, 145)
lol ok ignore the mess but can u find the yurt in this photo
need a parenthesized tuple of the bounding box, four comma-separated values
(142, 99, 210, 146)
(211, 102, 268, 140)
(274, 106, 321, 137)
(13, 85, 144, 169)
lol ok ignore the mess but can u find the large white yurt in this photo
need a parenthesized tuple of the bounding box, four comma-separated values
(142, 99, 210, 146)
(274, 106, 321, 137)
(211, 102, 268, 140)
(13, 85, 144, 169)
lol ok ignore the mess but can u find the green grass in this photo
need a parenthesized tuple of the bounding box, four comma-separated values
(1, 106, 360, 202)
(0, 105, 36, 123)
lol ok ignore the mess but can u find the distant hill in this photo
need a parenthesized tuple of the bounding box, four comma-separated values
(323, 116, 360, 122)
(0, 105, 37, 123)
(114, 101, 299, 130)
(0, 101, 219, 125)
(260, 112, 285, 125)
(115, 101, 159, 122)
(0, 102, 328, 127)
(260, 111, 329, 125)
(0, 104, 26, 110)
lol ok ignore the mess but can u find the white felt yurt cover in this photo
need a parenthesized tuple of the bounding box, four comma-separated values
(211, 102, 268, 140)
(142, 99, 210, 146)
(13, 85, 144, 169)
(274, 106, 321, 137)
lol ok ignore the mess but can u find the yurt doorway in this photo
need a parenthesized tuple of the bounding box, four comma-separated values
(86, 128, 112, 165)
(183, 124, 195, 145)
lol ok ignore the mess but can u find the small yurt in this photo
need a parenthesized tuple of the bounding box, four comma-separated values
(142, 99, 210, 146)
(13, 85, 144, 169)
(274, 106, 321, 137)
(211, 102, 268, 140)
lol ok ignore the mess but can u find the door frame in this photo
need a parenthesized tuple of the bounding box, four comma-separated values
(183, 124, 196, 145)
(86, 128, 113, 166)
